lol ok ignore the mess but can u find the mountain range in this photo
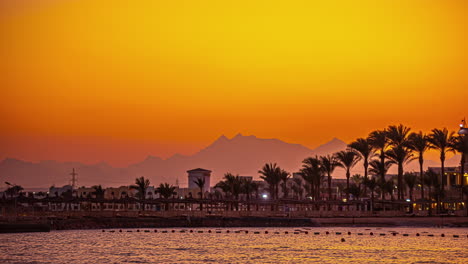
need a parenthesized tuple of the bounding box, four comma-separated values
(0, 134, 461, 190)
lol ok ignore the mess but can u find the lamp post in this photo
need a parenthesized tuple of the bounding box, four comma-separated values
(458, 119, 468, 186)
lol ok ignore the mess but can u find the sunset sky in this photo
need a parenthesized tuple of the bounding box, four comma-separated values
(1, 0, 467, 166)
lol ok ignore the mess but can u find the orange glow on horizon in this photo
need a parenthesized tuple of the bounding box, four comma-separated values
(1, 0, 467, 165)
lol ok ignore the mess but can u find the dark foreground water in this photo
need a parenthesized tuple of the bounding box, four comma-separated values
(1, 227, 467, 263)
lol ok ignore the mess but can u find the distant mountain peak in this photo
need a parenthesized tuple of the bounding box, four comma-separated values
(144, 155, 162, 162)
(215, 134, 229, 142)
(232, 133, 243, 139)
(311, 137, 347, 155)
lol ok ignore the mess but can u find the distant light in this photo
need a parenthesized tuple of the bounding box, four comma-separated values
(342, 198, 347, 202)
(406, 199, 411, 202)
(262, 194, 268, 199)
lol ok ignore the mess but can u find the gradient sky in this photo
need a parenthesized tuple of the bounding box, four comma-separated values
(1, 0, 467, 166)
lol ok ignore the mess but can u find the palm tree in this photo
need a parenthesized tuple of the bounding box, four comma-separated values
(349, 138, 374, 181)
(130, 176, 151, 200)
(193, 177, 206, 199)
(363, 177, 377, 211)
(215, 173, 243, 200)
(351, 174, 363, 187)
(403, 172, 418, 202)
(386, 145, 415, 200)
(193, 177, 206, 211)
(279, 170, 290, 199)
(347, 184, 362, 200)
(291, 178, 303, 200)
(130, 176, 151, 211)
(369, 159, 393, 200)
(156, 183, 176, 199)
(423, 169, 439, 202)
(5, 184, 24, 198)
(408, 131, 430, 200)
(335, 150, 361, 200)
(301, 157, 323, 201)
(428, 128, 455, 190)
(319, 155, 338, 201)
(383, 178, 396, 201)
(241, 177, 257, 201)
(386, 124, 411, 146)
(368, 130, 389, 183)
(91, 185, 105, 200)
(156, 183, 176, 210)
(386, 124, 412, 200)
(258, 163, 281, 200)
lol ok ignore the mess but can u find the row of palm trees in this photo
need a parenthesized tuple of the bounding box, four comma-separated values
(249, 124, 467, 203)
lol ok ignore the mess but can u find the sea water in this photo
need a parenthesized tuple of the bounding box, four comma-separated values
(1, 227, 467, 263)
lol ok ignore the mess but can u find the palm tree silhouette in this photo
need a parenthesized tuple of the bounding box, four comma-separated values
(386, 145, 415, 200)
(368, 130, 389, 183)
(349, 138, 374, 181)
(335, 150, 361, 201)
(130, 176, 151, 211)
(193, 177, 206, 199)
(404, 172, 417, 202)
(363, 177, 377, 211)
(301, 157, 323, 201)
(156, 183, 176, 210)
(279, 169, 290, 199)
(369, 159, 393, 200)
(193, 177, 206, 211)
(320, 155, 338, 202)
(408, 131, 430, 200)
(156, 183, 176, 199)
(428, 128, 455, 190)
(258, 163, 281, 200)
(386, 124, 412, 200)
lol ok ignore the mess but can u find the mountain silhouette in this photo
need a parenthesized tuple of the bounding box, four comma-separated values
(0, 134, 461, 190)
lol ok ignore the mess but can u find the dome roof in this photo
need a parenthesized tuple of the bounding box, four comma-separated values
(458, 127, 468, 135)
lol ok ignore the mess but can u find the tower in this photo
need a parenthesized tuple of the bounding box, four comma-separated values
(70, 168, 78, 189)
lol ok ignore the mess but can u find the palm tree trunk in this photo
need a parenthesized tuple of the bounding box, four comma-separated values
(398, 162, 403, 200)
(441, 155, 446, 190)
(419, 157, 424, 200)
(380, 149, 385, 183)
(363, 160, 368, 197)
(346, 170, 350, 201)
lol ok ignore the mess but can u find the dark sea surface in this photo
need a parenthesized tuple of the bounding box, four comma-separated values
(1, 227, 467, 263)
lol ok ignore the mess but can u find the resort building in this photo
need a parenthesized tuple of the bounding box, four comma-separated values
(49, 185, 73, 197)
(76, 187, 96, 198)
(104, 186, 137, 199)
(428, 166, 468, 187)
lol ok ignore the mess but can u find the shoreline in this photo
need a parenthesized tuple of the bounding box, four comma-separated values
(2, 216, 468, 232)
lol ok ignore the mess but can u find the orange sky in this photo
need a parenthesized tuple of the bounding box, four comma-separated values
(1, 0, 467, 166)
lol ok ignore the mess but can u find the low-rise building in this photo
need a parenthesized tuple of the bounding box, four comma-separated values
(49, 185, 73, 197)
